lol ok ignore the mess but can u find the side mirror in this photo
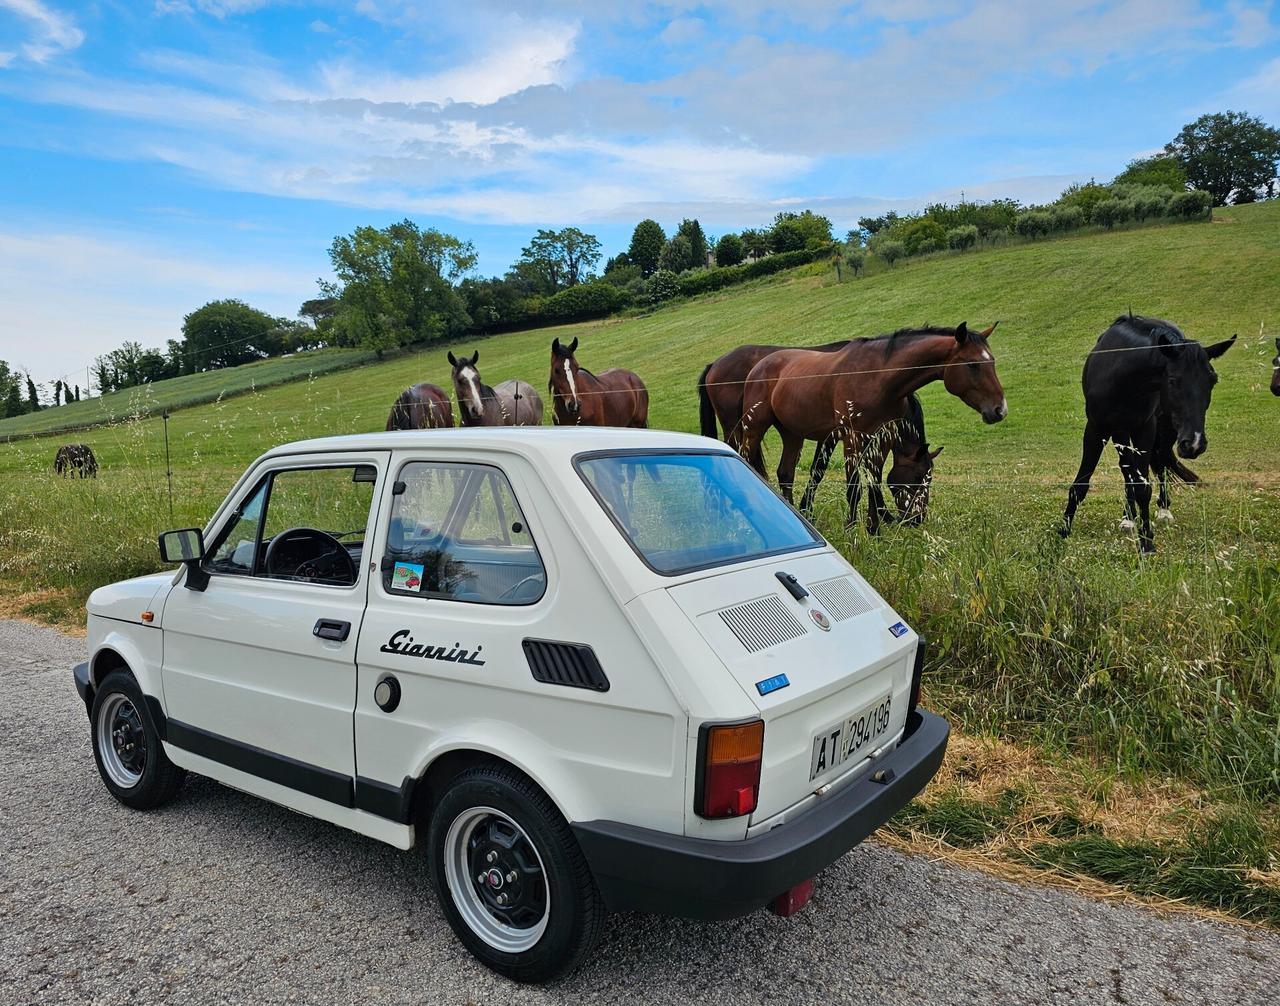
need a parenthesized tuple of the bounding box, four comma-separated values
(158, 528, 209, 592)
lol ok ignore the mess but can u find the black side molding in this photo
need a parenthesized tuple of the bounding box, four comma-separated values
(523, 639, 610, 692)
(167, 719, 355, 808)
(354, 775, 417, 824)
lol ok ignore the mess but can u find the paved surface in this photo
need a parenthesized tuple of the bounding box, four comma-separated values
(2, 618, 1277, 1006)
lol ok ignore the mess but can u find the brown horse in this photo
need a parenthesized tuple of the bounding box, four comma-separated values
(386, 383, 454, 430)
(698, 344, 940, 530)
(1272, 337, 1280, 396)
(549, 337, 648, 427)
(448, 350, 544, 426)
(738, 323, 1005, 526)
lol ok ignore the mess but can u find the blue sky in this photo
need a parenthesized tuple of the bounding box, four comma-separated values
(1, 0, 1278, 388)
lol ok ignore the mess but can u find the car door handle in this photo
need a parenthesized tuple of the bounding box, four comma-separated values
(313, 618, 351, 642)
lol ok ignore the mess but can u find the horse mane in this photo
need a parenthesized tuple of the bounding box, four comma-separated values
(1112, 314, 1187, 345)
(862, 325, 964, 355)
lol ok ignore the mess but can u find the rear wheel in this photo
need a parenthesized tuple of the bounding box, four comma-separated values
(90, 671, 185, 810)
(428, 765, 604, 983)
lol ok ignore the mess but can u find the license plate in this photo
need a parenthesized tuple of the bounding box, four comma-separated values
(809, 692, 893, 781)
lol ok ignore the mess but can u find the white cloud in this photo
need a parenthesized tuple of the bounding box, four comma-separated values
(0, 230, 314, 383)
(0, 0, 83, 64)
(153, 0, 274, 16)
(1222, 56, 1280, 119)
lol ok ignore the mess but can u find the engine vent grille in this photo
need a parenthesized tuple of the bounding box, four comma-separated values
(718, 594, 806, 653)
(808, 576, 873, 622)
(523, 639, 610, 692)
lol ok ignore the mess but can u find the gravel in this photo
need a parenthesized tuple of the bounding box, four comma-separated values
(2, 617, 1277, 1005)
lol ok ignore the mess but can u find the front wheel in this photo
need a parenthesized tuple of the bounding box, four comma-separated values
(428, 765, 604, 983)
(90, 671, 185, 810)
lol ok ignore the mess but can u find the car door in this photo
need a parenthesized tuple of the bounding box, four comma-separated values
(160, 451, 388, 805)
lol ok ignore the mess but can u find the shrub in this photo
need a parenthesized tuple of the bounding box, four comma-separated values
(1056, 181, 1111, 222)
(876, 240, 906, 267)
(675, 247, 823, 296)
(646, 269, 680, 304)
(1092, 198, 1133, 229)
(1168, 189, 1213, 220)
(897, 218, 947, 255)
(946, 225, 979, 251)
(541, 282, 629, 321)
(600, 263, 641, 287)
(1051, 205, 1084, 232)
(714, 233, 745, 267)
(1131, 189, 1171, 221)
(1014, 210, 1052, 239)
(916, 238, 942, 255)
(844, 246, 866, 276)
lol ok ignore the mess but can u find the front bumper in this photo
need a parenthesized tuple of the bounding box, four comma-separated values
(572, 708, 949, 919)
(73, 661, 93, 712)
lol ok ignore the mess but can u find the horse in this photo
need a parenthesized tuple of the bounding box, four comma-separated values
(737, 323, 1005, 527)
(54, 443, 97, 478)
(448, 351, 544, 426)
(386, 383, 454, 430)
(697, 343, 941, 530)
(548, 337, 648, 427)
(1272, 337, 1280, 396)
(1059, 314, 1235, 553)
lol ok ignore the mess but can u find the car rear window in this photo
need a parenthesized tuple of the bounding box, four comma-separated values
(576, 451, 822, 575)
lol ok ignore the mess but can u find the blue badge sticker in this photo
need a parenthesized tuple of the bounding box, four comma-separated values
(889, 621, 909, 638)
(755, 673, 790, 696)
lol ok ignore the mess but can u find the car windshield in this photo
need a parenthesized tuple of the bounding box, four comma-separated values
(577, 452, 822, 574)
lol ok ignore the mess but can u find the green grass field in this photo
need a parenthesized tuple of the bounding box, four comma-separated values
(0, 346, 375, 440)
(2, 201, 1277, 921)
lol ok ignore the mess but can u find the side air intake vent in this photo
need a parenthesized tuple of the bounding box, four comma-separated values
(718, 594, 806, 653)
(808, 576, 874, 622)
(523, 639, 610, 692)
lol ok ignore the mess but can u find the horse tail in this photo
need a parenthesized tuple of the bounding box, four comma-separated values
(698, 363, 718, 439)
(1159, 445, 1200, 485)
(902, 393, 926, 447)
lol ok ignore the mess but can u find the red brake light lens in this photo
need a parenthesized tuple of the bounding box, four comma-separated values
(698, 720, 764, 818)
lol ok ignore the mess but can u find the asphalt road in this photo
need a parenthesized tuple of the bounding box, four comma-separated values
(2, 618, 1276, 1006)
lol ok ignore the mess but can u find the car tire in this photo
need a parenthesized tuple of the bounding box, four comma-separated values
(428, 764, 605, 983)
(90, 671, 185, 810)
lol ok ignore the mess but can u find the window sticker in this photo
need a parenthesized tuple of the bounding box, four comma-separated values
(392, 561, 425, 591)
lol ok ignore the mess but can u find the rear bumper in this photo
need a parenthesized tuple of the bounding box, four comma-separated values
(572, 708, 949, 919)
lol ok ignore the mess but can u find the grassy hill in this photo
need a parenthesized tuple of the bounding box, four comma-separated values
(0, 346, 375, 440)
(2, 201, 1278, 923)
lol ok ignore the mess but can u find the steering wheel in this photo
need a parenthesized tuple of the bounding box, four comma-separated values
(263, 527, 357, 585)
(495, 573, 545, 603)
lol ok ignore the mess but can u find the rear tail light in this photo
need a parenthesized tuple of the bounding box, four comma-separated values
(909, 636, 927, 713)
(696, 720, 764, 818)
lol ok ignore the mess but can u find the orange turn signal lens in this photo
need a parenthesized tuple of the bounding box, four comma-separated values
(705, 721, 765, 764)
(140, 611, 154, 623)
(698, 720, 765, 819)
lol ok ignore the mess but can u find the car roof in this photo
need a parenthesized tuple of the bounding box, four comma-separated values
(262, 426, 734, 466)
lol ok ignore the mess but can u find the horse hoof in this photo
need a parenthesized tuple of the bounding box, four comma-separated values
(1156, 508, 1174, 522)
(1119, 518, 1136, 531)
(1138, 540, 1157, 555)
(1057, 525, 1071, 539)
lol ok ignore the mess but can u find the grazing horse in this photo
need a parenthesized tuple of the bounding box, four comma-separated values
(548, 337, 648, 427)
(737, 323, 1005, 527)
(1059, 314, 1235, 553)
(448, 350, 544, 426)
(698, 344, 941, 529)
(386, 383, 454, 430)
(1272, 337, 1280, 396)
(54, 443, 97, 478)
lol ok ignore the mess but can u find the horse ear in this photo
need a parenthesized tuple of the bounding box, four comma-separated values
(551, 337, 561, 354)
(471, 350, 480, 365)
(1274, 336, 1280, 353)
(447, 351, 458, 367)
(979, 321, 998, 339)
(1204, 334, 1236, 359)
(929, 446, 944, 459)
(568, 336, 579, 354)
(954, 322, 968, 343)
(1155, 331, 1179, 360)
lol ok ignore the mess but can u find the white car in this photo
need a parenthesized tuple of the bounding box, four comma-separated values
(74, 427, 948, 982)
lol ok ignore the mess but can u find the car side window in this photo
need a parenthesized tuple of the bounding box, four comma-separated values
(384, 462, 545, 605)
(204, 465, 376, 587)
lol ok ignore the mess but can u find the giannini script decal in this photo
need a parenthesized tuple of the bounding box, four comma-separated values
(379, 629, 486, 666)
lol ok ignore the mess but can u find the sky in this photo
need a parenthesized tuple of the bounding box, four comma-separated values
(0, 1, 1278, 390)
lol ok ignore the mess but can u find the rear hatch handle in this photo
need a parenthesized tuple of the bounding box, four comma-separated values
(775, 571, 809, 603)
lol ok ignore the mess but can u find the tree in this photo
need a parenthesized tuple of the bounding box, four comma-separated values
(877, 240, 905, 267)
(92, 359, 112, 396)
(4, 382, 21, 418)
(26, 375, 40, 411)
(739, 228, 770, 259)
(676, 219, 708, 268)
(1165, 111, 1280, 205)
(73, 385, 81, 402)
(714, 233, 745, 267)
(181, 301, 288, 371)
(770, 210, 832, 253)
(53, 380, 62, 406)
(898, 218, 946, 255)
(299, 296, 339, 333)
(627, 219, 666, 277)
(1112, 154, 1187, 193)
(1090, 199, 1131, 230)
(325, 220, 475, 354)
(658, 234, 694, 273)
(515, 228, 602, 293)
(844, 245, 866, 277)
(858, 211, 900, 236)
(947, 225, 978, 250)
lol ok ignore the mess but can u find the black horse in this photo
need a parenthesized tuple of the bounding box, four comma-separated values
(1271, 337, 1279, 397)
(1060, 314, 1235, 553)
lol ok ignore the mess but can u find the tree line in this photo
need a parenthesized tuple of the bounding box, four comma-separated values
(8, 109, 1274, 412)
